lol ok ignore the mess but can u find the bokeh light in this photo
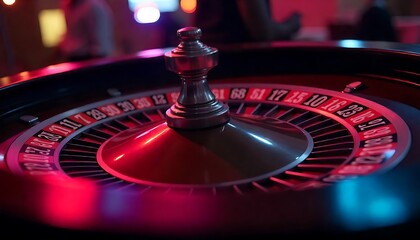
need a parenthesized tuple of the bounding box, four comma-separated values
(3, 0, 15, 6)
(134, 5, 161, 24)
(180, 0, 196, 13)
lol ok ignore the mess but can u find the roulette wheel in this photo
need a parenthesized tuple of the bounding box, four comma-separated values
(0, 27, 419, 238)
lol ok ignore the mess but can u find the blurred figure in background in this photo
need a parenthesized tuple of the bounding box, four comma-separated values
(194, 0, 301, 45)
(58, 0, 116, 62)
(355, 0, 399, 42)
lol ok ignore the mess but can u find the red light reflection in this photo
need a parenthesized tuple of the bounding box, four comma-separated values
(40, 176, 98, 229)
(33, 175, 218, 236)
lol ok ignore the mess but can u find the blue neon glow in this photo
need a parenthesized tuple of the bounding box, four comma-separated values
(335, 178, 409, 231)
(338, 39, 364, 48)
(128, 0, 179, 12)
